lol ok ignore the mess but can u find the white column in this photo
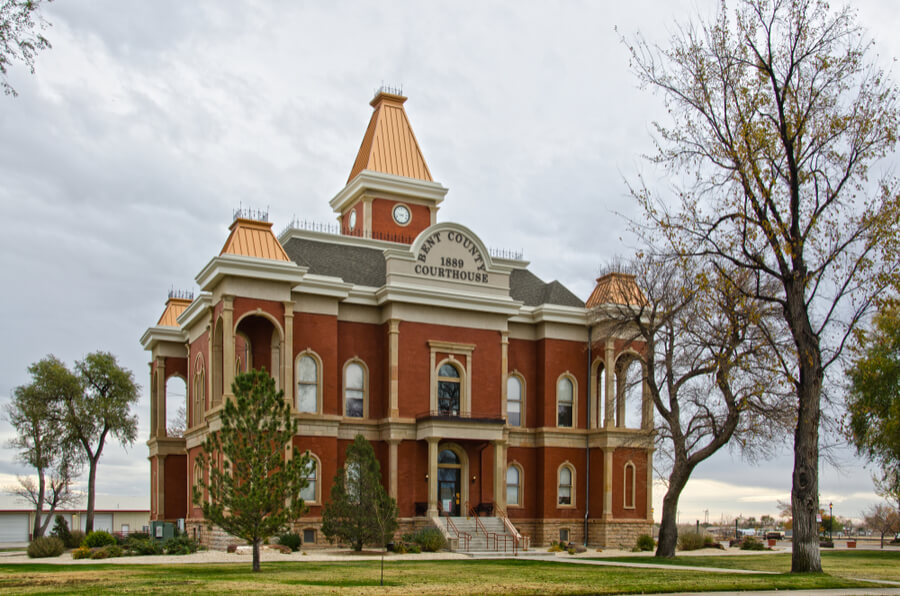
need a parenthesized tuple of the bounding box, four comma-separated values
(493, 440, 507, 510)
(389, 319, 400, 418)
(222, 296, 235, 402)
(500, 331, 509, 422)
(603, 448, 614, 519)
(604, 340, 615, 428)
(283, 301, 294, 408)
(388, 439, 400, 500)
(427, 438, 439, 516)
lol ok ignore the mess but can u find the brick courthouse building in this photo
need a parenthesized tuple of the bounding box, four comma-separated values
(141, 91, 654, 549)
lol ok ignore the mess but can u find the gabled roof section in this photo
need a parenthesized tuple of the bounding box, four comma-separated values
(156, 296, 192, 327)
(509, 269, 584, 308)
(347, 91, 433, 183)
(586, 272, 647, 308)
(220, 218, 290, 262)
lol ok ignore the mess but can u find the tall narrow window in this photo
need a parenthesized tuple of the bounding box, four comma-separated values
(507, 376, 523, 426)
(558, 466, 573, 506)
(344, 362, 365, 418)
(506, 465, 521, 506)
(557, 377, 574, 427)
(437, 363, 461, 416)
(300, 457, 318, 503)
(624, 462, 636, 509)
(296, 355, 318, 413)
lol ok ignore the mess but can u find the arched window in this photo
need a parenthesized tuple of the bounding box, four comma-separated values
(295, 353, 319, 413)
(506, 465, 522, 506)
(507, 375, 523, 427)
(192, 355, 206, 428)
(624, 461, 636, 509)
(343, 361, 366, 418)
(300, 455, 319, 504)
(558, 464, 574, 506)
(557, 376, 574, 427)
(437, 362, 461, 416)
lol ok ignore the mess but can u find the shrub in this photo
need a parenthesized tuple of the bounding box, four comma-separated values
(83, 530, 116, 548)
(27, 536, 64, 558)
(413, 528, 446, 552)
(393, 542, 408, 554)
(90, 544, 123, 559)
(636, 534, 655, 551)
(277, 532, 302, 552)
(67, 530, 86, 549)
(128, 532, 150, 541)
(71, 546, 92, 560)
(226, 544, 239, 554)
(678, 532, 718, 551)
(740, 536, 765, 551)
(50, 515, 72, 546)
(406, 543, 421, 554)
(126, 538, 162, 556)
(163, 534, 200, 555)
(547, 540, 564, 552)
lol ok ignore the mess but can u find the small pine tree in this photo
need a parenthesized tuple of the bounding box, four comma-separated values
(49, 515, 72, 546)
(193, 369, 311, 572)
(322, 435, 398, 552)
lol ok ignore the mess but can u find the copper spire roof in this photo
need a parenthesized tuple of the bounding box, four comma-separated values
(220, 218, 290, 261)
(586, 272, 647, 308)
(156, 296, 192, 327)
(347, 91, 433, 183)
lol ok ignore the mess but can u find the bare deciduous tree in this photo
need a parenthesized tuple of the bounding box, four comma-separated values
(596, 255, 791, 557)
(625, 0, 900, 571)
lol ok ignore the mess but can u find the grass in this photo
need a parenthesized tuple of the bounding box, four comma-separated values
(0, 558, 890, 595)
(596, 549, 900, 581)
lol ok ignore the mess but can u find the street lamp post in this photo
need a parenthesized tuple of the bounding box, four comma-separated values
(829, 502, 833, 541)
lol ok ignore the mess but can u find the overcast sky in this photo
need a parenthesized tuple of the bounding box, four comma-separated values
(1, 0, 897, 524)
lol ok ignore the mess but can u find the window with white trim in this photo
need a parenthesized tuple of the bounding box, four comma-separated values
(437, 362, 461, 416)
(558, 465, 574, 506)
(507, 375, 523, 426)
(506, 464, 521, 506)
(295, 353, 319, 413)
(557, 376, 574, 427)
(344, 361, 365, 418)
(300, 456, 318, 503)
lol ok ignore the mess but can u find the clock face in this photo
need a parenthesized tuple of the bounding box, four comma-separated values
(348, 209, 357, 229)
(392, 204, 411, 225)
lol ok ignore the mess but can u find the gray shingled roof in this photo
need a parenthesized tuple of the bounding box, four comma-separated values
(283, 236, 584, 308)
(283, 237, 386, 286)
(509, 269, 584, 308)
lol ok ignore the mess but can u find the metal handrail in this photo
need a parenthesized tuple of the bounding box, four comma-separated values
(494, 502, 529, 553)
(445, 516, 471, 551)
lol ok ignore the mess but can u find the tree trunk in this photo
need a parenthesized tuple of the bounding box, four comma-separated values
(656, 464, 691, 558)
(32, 472, 46, 540)
(786, 286, 824, 574)
(85, 459, 98, 533)
(252, 539, 260, 572)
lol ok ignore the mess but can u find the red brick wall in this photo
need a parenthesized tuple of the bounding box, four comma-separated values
(613, 448, 648, 519)
(336, 321, 385, 417)
(371, 199, 430, 243)
(294, 313, 338, 414)
(164, 454, 187, 519)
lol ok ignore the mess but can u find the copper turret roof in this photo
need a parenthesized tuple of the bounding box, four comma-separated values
(220, 218, 290, 261)
(347, 91, 433, 183)
(156, 296, 192, 327)
(586, 272, 647, 308)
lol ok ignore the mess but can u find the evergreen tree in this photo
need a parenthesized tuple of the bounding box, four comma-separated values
(322, 435, 397, 552)
(193, 369, 311, 572)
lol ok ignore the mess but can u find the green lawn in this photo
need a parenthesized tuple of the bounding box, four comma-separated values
(597, 549, 900, 581)
(0, 558, 890, 595)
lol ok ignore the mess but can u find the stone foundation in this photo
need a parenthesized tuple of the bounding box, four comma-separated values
(509, 518, 651, 549)
(186, 516, 440, 551)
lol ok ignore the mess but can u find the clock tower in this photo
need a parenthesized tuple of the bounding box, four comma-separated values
(329, 88, 448, 244)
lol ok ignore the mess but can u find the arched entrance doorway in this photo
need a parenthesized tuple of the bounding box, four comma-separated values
(438, 448, 462, 516)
